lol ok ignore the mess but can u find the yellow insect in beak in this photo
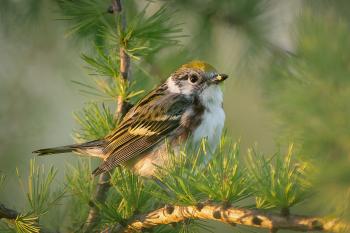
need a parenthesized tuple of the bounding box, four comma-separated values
(210, 73, 228, 84)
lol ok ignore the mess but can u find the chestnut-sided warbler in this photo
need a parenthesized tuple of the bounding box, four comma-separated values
(34, 61, 228, 177)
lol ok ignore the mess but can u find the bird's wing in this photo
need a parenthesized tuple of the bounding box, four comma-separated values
(92, 90, 191, 175)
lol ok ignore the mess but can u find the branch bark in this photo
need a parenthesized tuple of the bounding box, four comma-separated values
(0, 203, 18, 219)
(105, 204, 349, 233)
(83, 0, 130, 232)
(83, 173, 111, 232)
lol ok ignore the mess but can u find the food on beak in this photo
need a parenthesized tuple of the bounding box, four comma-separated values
(210, 73, 228, 84)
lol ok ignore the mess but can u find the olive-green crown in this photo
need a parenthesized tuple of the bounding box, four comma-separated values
(181, 60, 217, 73)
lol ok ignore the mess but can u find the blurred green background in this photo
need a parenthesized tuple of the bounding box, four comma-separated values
(1, 0, 350, 232)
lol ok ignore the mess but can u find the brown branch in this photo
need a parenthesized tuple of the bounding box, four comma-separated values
(115, 0, 130, 119)
(83, 0, 131, 232)
(105, 204, 349, 233)
(0, 203, 18, 220)
(83, 173, 111, 232)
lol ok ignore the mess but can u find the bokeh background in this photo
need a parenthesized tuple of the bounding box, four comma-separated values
(1, 0, 350, 232)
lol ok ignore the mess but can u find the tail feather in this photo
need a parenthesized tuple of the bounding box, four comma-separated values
(33, 145, 78, 156)
(33, 140, 105, 156)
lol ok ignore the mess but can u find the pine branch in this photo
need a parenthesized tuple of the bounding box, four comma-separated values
(83, 1, 131, 232)
(0, 203, 18, 219)
(115, 0, 131, 118)
(103, 203, 349, 233)
(0, 203, 57, 233)
(83, 173, 111, 232)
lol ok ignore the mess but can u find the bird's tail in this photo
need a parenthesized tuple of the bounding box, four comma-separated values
(34, 145, 75, 155)
(33, 140, 104, 156)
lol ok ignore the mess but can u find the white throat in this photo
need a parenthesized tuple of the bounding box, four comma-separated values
(199, 85, 223, 108)
(193, 85, 225, 151)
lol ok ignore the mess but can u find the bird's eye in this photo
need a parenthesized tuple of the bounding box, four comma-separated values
(189, 74, 199, 83)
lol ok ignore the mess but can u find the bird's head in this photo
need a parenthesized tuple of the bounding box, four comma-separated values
(166, 60, 228, 97)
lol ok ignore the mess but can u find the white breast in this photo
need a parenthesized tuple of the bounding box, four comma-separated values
(192, 85, 225, 151)
(129, 85, 225, 177)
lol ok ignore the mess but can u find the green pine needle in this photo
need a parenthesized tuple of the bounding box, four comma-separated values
(0, 223, 13, 233)
(99, 197, 124, 227)
(153, 142, 205, 205)
(153, 225, 179, 233)
(65, 159, 95, 203)
(79, 46, 145, 101)
(246, 144, 311, 210)
(64, 159, 96, 229)
(0, 173, 5, 192)
(109, 168, 154, 218)
(196, 141, 252, 204)
(111, 4, 184, 58)
(14, 213, 40, 233)
(81, 46, 120, 78)
(153, 138, 253, 206)
(73, 102, 116, 141)
(55, 0, 114, 42)
(16, 159, 65, 216)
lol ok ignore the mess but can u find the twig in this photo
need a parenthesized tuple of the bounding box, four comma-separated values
(105, 204, 349, 233)
(0, 203, 18, 219)
(83, 173, 111, 232)
(115, 0, 130, 118)
(83, 0, 131, 232)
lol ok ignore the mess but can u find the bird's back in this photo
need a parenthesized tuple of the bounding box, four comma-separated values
(92, 85, 194, 175)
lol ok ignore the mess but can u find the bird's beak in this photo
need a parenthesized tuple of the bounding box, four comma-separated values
(209, 73, 228, 84)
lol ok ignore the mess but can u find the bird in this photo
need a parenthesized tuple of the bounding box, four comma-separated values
(33, 61, 228, 177)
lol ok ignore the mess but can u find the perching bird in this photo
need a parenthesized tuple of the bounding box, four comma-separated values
(34, 61, 228, 177)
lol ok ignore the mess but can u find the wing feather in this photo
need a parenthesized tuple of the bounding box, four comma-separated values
(93, 90, 192, 175)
